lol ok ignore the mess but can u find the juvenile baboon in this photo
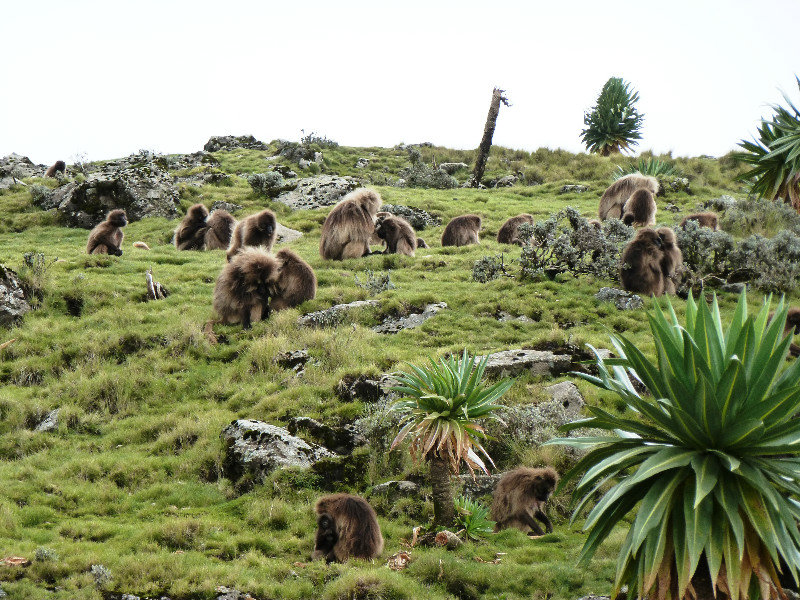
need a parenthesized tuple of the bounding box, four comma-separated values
(441, 214, 481, 247)
(371, 211, 392, 246)
(270, 248, 317, 311)
(86, 209, 127, 255)
(622, 189, 657, 227)
(587, 218, 603, 230)
(491, 467, 559, 536)
(619, 228, 667, 296)
(312, 494, 383, 562)
(680, 212, 719, 230)
(497, 214, 534, 245)
(212, 247, 278, 329)
(174, 204, 210, 251)
(773, 307, 800, 358)
(416, 237, 429, 248)
(598, 174, 659, 221)
(226, 209, 278, 261)
(375, 215, 417, 256)
(320, 188, 382, 260)
(657, 227, 682, 294)
(45, 160, 66, 177)
(204, 209, 236, 250)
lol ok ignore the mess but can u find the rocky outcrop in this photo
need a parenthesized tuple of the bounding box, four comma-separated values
(34, 409, 60, 433)
(459, 473, 500, 498)
(0, 153, 45, 179)
(380, 204, 441, 229)
(335, 374, 397, 403)
(0, 266, 31, 327)
(210, 200, 242, 214)
(370, 480, 420, 500)
(439, 162, 469, 174)
(165, 151, 219, 170)
(480, 349, 571, 378)
(274, 175, 360, 210)
(492, 175, 517, 188)
(544, 381, 585, 416)
(595, 287, 644, 310)
(204, 135, 269, 152)
(560, 184, 589, 194)
(372, 302, 447, 334)
(287, 416, 366, 454)
(297, 300, 379, 328)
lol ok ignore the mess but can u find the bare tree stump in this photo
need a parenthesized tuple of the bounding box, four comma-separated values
(145, 269, 169, 300)
(471, 87, 510, 187)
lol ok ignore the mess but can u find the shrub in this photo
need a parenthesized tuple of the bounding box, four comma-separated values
(300, 129, 339, 148)
(612, 156, 683, 180)
(399, 149, 457, 189)
(581, 77, 644, 156)
(718, 195, 800, 237)
(354, 269, 395, 295)
(472, 254, 511, 283)
(454, 496, 495, 540)
(247, 171, 285, 197)
(28, 184, 53, 207)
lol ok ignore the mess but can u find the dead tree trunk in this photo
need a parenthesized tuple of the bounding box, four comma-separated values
(471, 87, 510, 187)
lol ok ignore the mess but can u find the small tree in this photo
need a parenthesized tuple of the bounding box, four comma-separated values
(390, 350, 513, 527)
(581, 77, 644, 156)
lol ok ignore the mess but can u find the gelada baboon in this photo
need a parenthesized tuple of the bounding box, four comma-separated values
(587, 218, 602, 230)
(771, 307, 800, 358)
(86, 209, 127, 255)
(497, 214, 534, 245)
(204, 209, 236, 250)
(270, 248, 317, 311)
(657, 227, 682, 294)
(620, 228, 667, 296)
(174, 204, 210, 250)
(375, 215, 417, 256)
(371, 211, 392, 246)
(416, 237, 429, 248)
(622, 189, 657, 227)
(45, 160, 66, 177)
(212, 247, 278, 329)
(680, 212, 719, 230)
(491, 467, 559, 536)
(226, 209, 277, 261)
(312, 494, 383, 562)
(320, 188, 382, 260)
(598, 174, 659, 221)
(441, 214, 481, 247)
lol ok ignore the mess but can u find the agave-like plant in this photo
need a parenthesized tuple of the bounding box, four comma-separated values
(549, 291, 800, 600)
(391, 350, 513, 526)
(581, 77, 644, 156)
(613, 157, 683, 181)
(735, 77, 800, 211)
(454, 495, 495, 541)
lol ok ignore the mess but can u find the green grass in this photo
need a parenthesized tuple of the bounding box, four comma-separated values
(0, 143, 788, 599)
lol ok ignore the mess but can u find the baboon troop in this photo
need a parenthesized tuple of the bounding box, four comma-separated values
(491, 467, 558, 536)
(497, 214, 534, 245)
(375, 215, 417, 256)
(312, 494, 383, 562)
(269, 248, 317, 311)
(441, 214, 481, 247)
(45, 160, 66, 177)
(622, 189, 657, 227)
(320, 188, 382, 260)
(227, 209, 277, 261)
(680, 212, 719, 230)
(86, 209, 127, 255)
(620, 227, 682, 297)
(598, 174, 659, 221)
(212, 247, 278, 329)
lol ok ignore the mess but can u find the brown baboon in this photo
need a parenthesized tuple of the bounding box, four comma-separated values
(587, 218, 602, 230)
(441, 214, 481, 247)
(680, 212, 719, 230)
(174, 204, 210, 250)
(416, 237, 429, 248)
(204, 209, 236, 250)
(270, 248, 317, 311)
(619, 228, 667, 296)
(622, 189, 657, 227)
(86, 209, 127, 255)
(497, 214, 534, 245)
(320, 188, 382, 260)
(212, 247, 278, 329)
(371, 211, 392, 246)
(773, 307, 800, 358)
(375, 215, 417, 256)
(45, 160, 66, 177)
(657, 227, 682, 294)
(312, 494, 383, 562)
(598, 174, 659, 221)
(226, 209, 277, 261)
(491, 467, 559, 536)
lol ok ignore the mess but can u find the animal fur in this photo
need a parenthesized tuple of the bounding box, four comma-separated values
(204, 209, 236, 250)
(86, 209, 127, 255)
(45, 160, 66, 177)
(269, 248, 317, 311)
(416, 237, 429, 248)
(371, 211, 393, 246)
(622, 189, 657, 227)
(312, 494, 383, 562)
(619, 228, 667, 296)
(319, 188, 382, 260)
(313, 513, 338, 561)
(375, 215, 417, 256)
(227, 209, 277, 261)
(174, 204, 210, 250)
(441, 214, 481, 247)
(598, 174, 659, 221)
(657, 227, 682, 295)
(680, 212, 719, 230)
(212, 247, 278, 329)
(490, 467, 559, 536)
(497, 214, 534, 245)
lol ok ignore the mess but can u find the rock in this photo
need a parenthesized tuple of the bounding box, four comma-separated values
(311, 446, 371, 489)
(380, 204, 441, 229)
(370, 480, 420, 501)
(355, 158, 370, 168)
(0, 265, 31, 327)
(335, 374, 397, 403)
(480, 349, 571, 378)
(287, 416, 367, 454)
(269, 164, 296, 178)
(488, 394, 585, 452)
(221, 420, 335, 482)
(0, 587, 6, 599)
(204, 135, 268, 153)
(575, 595, 611, 600)
(459, 473, 500, 498)
(657, 175, 690, 195)
(121, 595, 141, 600)
(372, 302, 447, 334)
(439, 162, 469, 175)
(496, 311, 535, 324)
(704, 195, 737, 211)
(493, 175, 517, 188)
(210, 200, 242, 214)
(34, 409, 59, 432)
(395, 178, 407, 187)
(544, 381, 585, 417)
(274, 349, 310, 371)
(664, 203, 681, 213)
(274, 175, 360, 210)
(0, 153, 44, 179)
(215, 586, 256, 600)
(297, 300, 379, 328)
(174, 170, 231, 186)
(595, 287, 644, 310)
(560, 184, 589, 194)
(275, 223, 303, 244)
(164, 151, 219, 171)
(722, 282, 746, 294)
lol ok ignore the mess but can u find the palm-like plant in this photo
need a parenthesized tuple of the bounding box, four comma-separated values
(391, 350, 513, 526)
(613, 157, 683, 181)
(549, 292, 800, 600)
(581, 77, 644, 156)
(735, 77, 800, 211)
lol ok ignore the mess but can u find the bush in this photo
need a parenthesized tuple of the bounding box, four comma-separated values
(718, 195, 800, 237)
(28, 184, 53, 207)
(399, 149, 457, 189)
(454, 496, 494, 540)
(354, 269, 395, 295)
(612, 156, 682, 180)
(247, 171, 285, 197)
(300, 130, 339, 148)
(472, 254, 511, 283)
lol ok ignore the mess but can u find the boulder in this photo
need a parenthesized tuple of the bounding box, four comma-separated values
(164, 151, 219, 171)
(439, 162, 469, 174)
(34, 409, 59, 432)
(595, 287, 644, 310)
(722, 282, 746, 294)
(287, 416, 367, 454)
(480, 349, 571, 378)
(380, 204, 441, 229)
(493, 175, 517, 188)
(275, 223, 303, 244)
(335, 374, 397, 403)
(560, 184, 589, 194)
(370, 480, 420, 501)
(544, 381, 585, 417)
(204, 135, 269, 152)
(0, 265, 31, 327)
(297, 300, 379, 328)
(372, 302, 447, 334)
(274, 175, 360, 210)
(0, 153, 44, 179)
(496, 311, 535, 324)
(210, 200, 243, 213)
(274, 349, 310, 371)
(459, 473, 500, 498)
(355, 158, 370, 168)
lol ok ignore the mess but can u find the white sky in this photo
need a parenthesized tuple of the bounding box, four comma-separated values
(1, 0, 798, 166)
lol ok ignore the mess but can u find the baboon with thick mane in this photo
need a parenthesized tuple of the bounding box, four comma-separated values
(45, 160, 66, 177)
(491, 467, 558, 536)
(212, 247, 278, 329)
(619, 228, 667, 296)
(497, 214, 534, 245)
(375, 215, 417, 256)
(312, 494, 383, 562)
(86, 209, 127, 255)
(598, 174, 659, 221)
(441, 214, 481, 247)
(622, 189, 657, 227)
(204, 209, 236, 250)
(269, 248, 317, 311)
(680, 212, 719, 230)
(771, 307, 800, 358)
(657, 227, 682, 294)
(174, 204, 210, 250)
(320, 188, 382, 260)
(226, 209, 277, 261)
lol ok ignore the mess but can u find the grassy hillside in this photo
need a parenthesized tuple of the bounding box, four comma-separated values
(0, 142, 775, 599)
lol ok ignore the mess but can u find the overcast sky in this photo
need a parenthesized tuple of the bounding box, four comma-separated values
(2, 0, 798, 166)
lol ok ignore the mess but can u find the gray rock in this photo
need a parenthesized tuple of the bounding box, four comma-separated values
(164, 151, 219, 171)
(204, 135, 268, 152)
(215, 586, 255, 600)
(560, 184, 589, 194)
(269, 164, 297, 179)
(0, 585, 6, 598)
(221, 420, 335, 482)
(381, 204, 441, 229)
(0, 176, 21, 190)
(395, 178, 407, 187)
(371, 480, 420, 500)
(497, 311, 535, 324)
(274, 175, 360, 210)
(493, 175, 517, 188)
(121, 595, 141, 600)
(287, 416, 367, 454)
(664, 203, 681, 213)
(459, 473, 500, 498)
(0, 153, 45, 179)
(275, 223, 303, 244)
(722, 282, 746, 294)
(480, 349, 571, 378)
(704, 195, 737, 212)
(372, 302, 447, 334)
(173, 170, 231, 186)
(576, 595, 611, 600)
(34, 409, 60, 432)
(595, 287, 644, 310)
(544, 381, 585, 417)
(355, 158, 370, 168)
(297, 300, 379, 328)
(274, 349, 309, 371)
(0, 265, 31, 327)
(335, 374, 397, 403)
(439, 162, 469, 175)
(314, 152, 323, 164)
(210, 200, 243, 213)
(488, 394, 585, 451)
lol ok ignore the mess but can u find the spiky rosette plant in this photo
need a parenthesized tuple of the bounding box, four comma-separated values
(549, 292, 800, 600)
(581, 77, 644, 156)
(391, 350, 513, 526)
